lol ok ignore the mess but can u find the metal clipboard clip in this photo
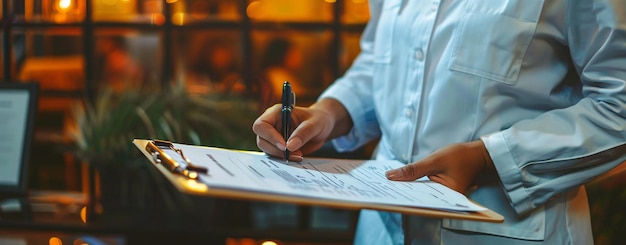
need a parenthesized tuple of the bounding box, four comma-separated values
(145, 139, 208, 180)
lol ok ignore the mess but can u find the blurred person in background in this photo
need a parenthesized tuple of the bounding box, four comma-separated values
(187, 37, 245, 95)
(96, 37, 143, 91)
(260, 37, 304, 102)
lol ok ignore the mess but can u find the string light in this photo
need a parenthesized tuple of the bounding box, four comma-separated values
(49, 237, 63, 245)
(56, 0, 72, 12)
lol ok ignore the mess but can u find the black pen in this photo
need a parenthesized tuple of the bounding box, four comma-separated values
(281, 81, 294, 161)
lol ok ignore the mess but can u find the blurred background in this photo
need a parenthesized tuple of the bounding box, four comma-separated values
(1, 1, 372, 244)
(0, 0, 623, 245)
(1, 0, 370, 194)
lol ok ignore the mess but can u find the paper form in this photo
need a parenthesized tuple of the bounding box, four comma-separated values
(175, 143, 485, 212)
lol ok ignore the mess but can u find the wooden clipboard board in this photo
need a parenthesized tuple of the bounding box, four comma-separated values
(133, 139, 504, 223)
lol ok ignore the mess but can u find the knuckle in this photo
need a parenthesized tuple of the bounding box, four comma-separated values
(401, 165, 416, 179)
(252, 121, 266, 134)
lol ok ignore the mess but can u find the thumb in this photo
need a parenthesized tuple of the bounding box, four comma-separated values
(286, 116, 330, 154)
(385, 161, 431, 181)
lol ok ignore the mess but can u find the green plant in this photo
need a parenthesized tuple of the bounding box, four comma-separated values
(71, 82, 260, 165)
(68, 82, 261, 220)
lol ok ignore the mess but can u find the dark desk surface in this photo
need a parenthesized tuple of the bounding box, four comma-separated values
(0, 190, 356, 245)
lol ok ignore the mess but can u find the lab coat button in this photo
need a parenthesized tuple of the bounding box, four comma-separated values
(415, 49, 424, 61)
(431, 3, 438, 11)
(402, 154, 409, 162)
(405, 108, 413, 117)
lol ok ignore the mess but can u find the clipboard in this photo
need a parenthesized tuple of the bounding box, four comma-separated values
(133, 139, 503, 223)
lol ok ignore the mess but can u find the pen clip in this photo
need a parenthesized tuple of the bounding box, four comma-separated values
(146, 139, 209, 179)
(282, 81, 296, 108)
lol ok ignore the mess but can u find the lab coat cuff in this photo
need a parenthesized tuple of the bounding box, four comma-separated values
(319, 82, 374, 152)
(481, 132, 536, 215)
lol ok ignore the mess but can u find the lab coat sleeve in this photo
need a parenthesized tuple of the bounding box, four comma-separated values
(482, 0, 626, 216)
(317, 0, 383, 152)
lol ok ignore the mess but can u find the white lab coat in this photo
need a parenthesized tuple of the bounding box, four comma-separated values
(320, 0, 626, 244)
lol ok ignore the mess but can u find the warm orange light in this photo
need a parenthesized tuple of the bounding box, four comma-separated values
(49, 237, 63, 245)
(184, 179, 208, 192)
(166, 0, 178, 3)
(151, 13, 165, 25)
(172, 12, 186, 25)
(59, 0, 71, 9)
(80, 206, 87, 223)
(261, 241, 279, 245)
(56, 0, 72, 12)
(73, 239, 88, 245)
(246, 1, 262, 19)
(240, 238, 256, 245)
(324, 0, 337, 3)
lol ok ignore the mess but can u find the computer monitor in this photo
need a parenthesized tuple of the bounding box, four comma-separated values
(0, 82, 38, 196)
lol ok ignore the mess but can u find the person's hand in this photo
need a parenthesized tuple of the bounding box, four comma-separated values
(385, 140, 496, 194)
(252, 101, 342, 162)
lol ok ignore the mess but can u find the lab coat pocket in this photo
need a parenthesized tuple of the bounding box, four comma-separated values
(449, 0, 544, 85)
(442, 185, 546, 241)
(372, 0, 400, 64)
